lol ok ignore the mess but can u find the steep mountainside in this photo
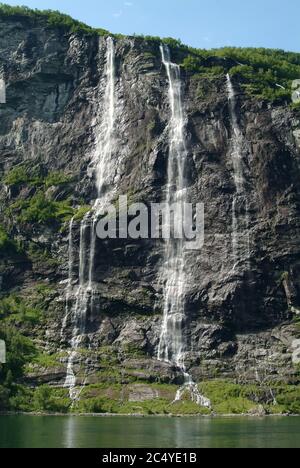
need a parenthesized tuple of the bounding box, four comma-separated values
(0, 7, 300, 415)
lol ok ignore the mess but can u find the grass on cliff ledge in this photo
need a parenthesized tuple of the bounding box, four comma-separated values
(1, 375, 300, 415)
(9, 192, 74, 225)
(3, 163, 88, 226)
(4, 164, 74, 189)
(198, 380, 300, 415)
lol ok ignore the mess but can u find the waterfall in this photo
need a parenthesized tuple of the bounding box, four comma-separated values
(158, 44, 210, 408)
(61, 217, 75, 334)
(88, 35, 116, 290)
(0, 77, 5, 104)
(226, 74, 250, 270)
(62, 37, 116, 400)
(157, 44, 188, 369)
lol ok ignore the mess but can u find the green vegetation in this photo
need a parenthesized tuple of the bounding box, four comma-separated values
(0, 4, 299, 104)
(0, 285, 61, 412)
(0, 3, 109, 35)
(0, 225, 20, 256)
(76, 399, 210, 416)
(72, 383, 210, 415)
(3, 164, 86, 227)
(0, 295, 42, 325)
(4, 345, 293, 416)
(272, 384, 300, 414)
(0, 285, 55, 334)
(44, 172, 74, 188)
(4, 165, 40, 187)
(26, 243, 61, 268)
(181, 47, 300, 103)
(4, 163, 73, 189)
(33, 385, 70, 413)
(199, 380, 300, 415)
(189, 47, 300, 103)
(2, 384, 70, 413)
(1, 366, 300, 414)
(10, 192, 74, 225)
(73, 205, 91, 221)
(3, 164, 45, 187)
(136, 36, 182, 50)
(0, 325, 36, 410)
(30, 352, 66, 370)
(65, 380, 300, 415)
(132, 35, 300, 103)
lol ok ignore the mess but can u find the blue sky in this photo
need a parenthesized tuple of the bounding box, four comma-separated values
(3, 0, 299, 52)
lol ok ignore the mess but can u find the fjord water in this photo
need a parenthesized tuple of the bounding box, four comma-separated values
(0, 415, 300, 448)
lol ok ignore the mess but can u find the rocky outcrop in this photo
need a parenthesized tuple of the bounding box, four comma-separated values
(0, 12, 300, 390)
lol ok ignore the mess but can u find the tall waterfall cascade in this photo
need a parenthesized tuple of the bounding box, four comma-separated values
(62, 37, 117, 400)
(157, 44, 210, 408)
(226, 74, 250, 271)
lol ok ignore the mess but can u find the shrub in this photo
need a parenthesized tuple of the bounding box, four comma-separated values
(198, 380, 300, 415)
(184, 47, 300, 103)
(162, 37, 182, 49)
(77, 397, 107, 414)
(11, 192, 74, 225)
(213, 397, 255, 415)
(218, 47, 300, 102)
(182, 55, 204, 72)
(33, 385, 52, 411)
(44, 172, 74, 188)
(4, 164, 73, 189)
(9, 385, 34, 412)
(27, 243, 60, 268)
(4, 164, 77, 226)
(4, 166, 30, 186)
(229, 64, 255, 79)
(0, 4, 109, 36)
(73, 205, 90, 221)
(4, 164, 43, 187)
(0, 325, 35, 384)
(0, 225, 19, 255)
(274, 385, 300, 414)
(0, 309, 38, 411)
(0, 385, 10, 410)
(0, 295, 42, 324)
(31, 352, 64, 369)
(32, 386, 71, 413)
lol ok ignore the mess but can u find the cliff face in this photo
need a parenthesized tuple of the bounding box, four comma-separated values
(0, 13, 300, 393)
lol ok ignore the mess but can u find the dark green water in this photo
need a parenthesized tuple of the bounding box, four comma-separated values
(0, 415, 299, 448)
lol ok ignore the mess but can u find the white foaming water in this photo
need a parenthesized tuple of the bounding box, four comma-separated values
(62, 37, 117, 400)
(88, 36, 116, 288)
(61, 217, 75, 334)
(158, 45, 210, 408)
(226, 74, 250, 271)
(157, 43, 187, 369)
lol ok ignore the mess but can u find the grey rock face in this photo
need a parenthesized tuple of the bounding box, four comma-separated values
(0, 14, 300, 386)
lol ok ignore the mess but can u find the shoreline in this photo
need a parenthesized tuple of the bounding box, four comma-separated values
(1, 411, 299, 419)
